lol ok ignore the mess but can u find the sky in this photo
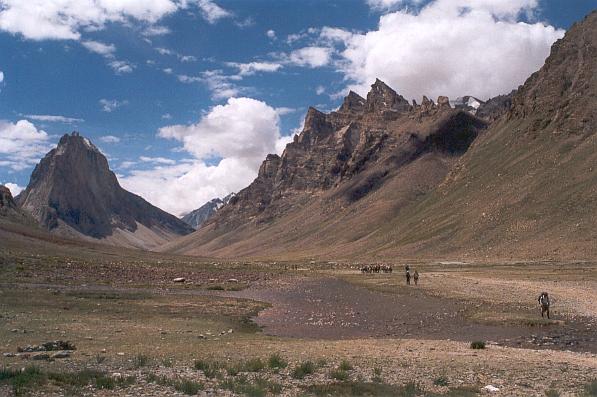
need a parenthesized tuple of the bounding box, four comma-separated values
(0, 0, 594, 216)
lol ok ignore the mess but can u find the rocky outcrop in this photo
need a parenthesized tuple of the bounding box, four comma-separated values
(17, 132, 194, 249)
(0, 185, 17, 211)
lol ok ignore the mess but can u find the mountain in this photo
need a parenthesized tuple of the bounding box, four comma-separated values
(0, 185, 34, 225)
(17, 132, 194, 249)
(162, 11, 597, 261)
(181, 193, 236, 229)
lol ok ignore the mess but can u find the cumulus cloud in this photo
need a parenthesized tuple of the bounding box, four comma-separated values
(99, 135, 120, 143)
(0, 119, 51, 171)
(266, 29, 276, 39)
(108, 60, 134, 74)
(82, 40, 115, 56)
(324, 0, 563, 100)
(286, 46, 332, 68)
(99, 99, 129, 112)
(197, 0, 232, 24)
(0, 71, 4, 83)
(225, 61, 283, 76)
(25, 114, 83, 123)
(120, 98, 293, 215)
(0, 0, 180, 41)
(3, 182, 24, 196)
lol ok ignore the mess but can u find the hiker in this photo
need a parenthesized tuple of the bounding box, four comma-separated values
(538, 292, 550, 319)
(413, 270, 419, 285)
(405, 265, 411, 285)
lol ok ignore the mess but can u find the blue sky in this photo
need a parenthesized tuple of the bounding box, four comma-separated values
(0, 0, 595, 216)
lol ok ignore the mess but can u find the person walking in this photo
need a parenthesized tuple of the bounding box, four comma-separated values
(413, 270, 419, 285)
(538, 292, 551, 319)
(405, 265, 411, 285)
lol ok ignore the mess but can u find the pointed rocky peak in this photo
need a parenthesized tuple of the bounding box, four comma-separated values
(366, 78, 410, 113)
(304, 107, 328, 130)
(18, 132, 194, 245)
(437, 96, 451, 109)
(339, 91, 366, 113)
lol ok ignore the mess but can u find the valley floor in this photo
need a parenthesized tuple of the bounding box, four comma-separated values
(0, 244, 596, 396)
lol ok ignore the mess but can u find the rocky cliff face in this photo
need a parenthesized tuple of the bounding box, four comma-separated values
(164, 11, 597, 260)
(182, 193, 235, 229)
(18, 132, 194, 249)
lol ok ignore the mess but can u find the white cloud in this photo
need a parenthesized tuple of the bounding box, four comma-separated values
(99, 99, 129, 112)
(99, 135, 120, 143)
(139, 156, 176, 165)
(0, 71, 4, 83)
(0, 0, 180, 41)
(3, 182, 24, 196)
(180, 70, 244, 100)
(163, 68, 173, 74)
(286, 46, 332, 68)
(366, 0, 411, 10)
(225, 61, 283, 76)
(197, 0, 232, 24)
(315, 85, 325, 95)
(81, 40, 115, 56)
(143, 25, 170, 36)
(108, 60, 134, 74)
(326, 0, 563, 101)
(156, 47, 197, 62)
(162, 113, 172, 119)
(0, 119, 51, 171)
(121, 98, 293, 215)
(25, 114, 83, 123)
(266, 29, 276, 39)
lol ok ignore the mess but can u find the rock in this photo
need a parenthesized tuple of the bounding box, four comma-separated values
(51, 351, 71, 359)
(227, 278, 239, 283)
(482, 385, 500, 393)
(117, 352, 125, 356)
(3, 353, 15, 357)
(173, 277, 186, 283)
(31, 353, 50, 361)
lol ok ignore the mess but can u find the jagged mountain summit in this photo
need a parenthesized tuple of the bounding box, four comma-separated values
(181, 193, 236, 230)
(163, 11, 597, 260)
(17, 132, 194, 249)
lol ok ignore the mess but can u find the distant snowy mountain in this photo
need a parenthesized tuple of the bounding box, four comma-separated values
(451, 96, 484, 114)
(181, 193, 236, 229)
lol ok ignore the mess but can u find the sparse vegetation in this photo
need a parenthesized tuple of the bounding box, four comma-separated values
(582, 380, 597, 397)
(434, 376, 449, 386)
(339, 359, 353, 371)
(305, 381, 421, 396)
(329, 369, 349, 381)
(220, 375, 282, 397)
(545, 389, 560, 397)
(268, 353, 288, 370)
(133, 353, 150, 368)
(470, 341, 486, 349)
(372, 367, 383, 383)
(174, 379, 204, 395)
(292, 361, 316, 379)
(194, 359, 223, 378)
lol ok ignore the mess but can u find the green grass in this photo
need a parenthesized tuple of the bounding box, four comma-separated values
(0, 366, 135, 396)
(372, 367, 382, 383)
(434, 376, 449, 386)
(133, 353, 151, 368)
(470, 341, 486, 349)
(267, 353, 288, 370)
(174, 379, 204, 395)
(194, 359, 223, 378)
(339, 359, 353, 371)
(292, 361, 316, 379)
(583, 380, 597, 397)
(0, 366, 45, 396)
(545, 389, 560, 397)
(304, 381, 421, 396)
(329, 369, 349, 381)
(219, 375, 282, 397)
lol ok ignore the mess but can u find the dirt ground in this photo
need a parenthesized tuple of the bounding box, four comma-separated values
(0, 249, 596, 396)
